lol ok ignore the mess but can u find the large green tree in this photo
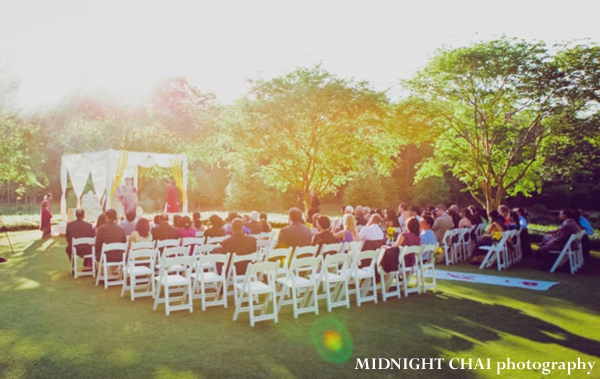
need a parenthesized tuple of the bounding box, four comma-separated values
(222, 66, 402, 211)
(407, 38, 600, 210)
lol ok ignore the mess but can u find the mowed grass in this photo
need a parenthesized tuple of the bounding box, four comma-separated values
(0, 231, 599, 379)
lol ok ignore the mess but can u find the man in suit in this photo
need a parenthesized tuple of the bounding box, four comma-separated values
(65, 208, 95, 267)
(536, 209, 581, 267)
(277, 207, 311, 248)
(219, 218, 257, 275)
(151, 213, 179, 241)
(432, 204, 454, 244)
(95, 209, 127, 263)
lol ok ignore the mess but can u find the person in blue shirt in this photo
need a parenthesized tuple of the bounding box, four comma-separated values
(420, 216, 438, 262)
(578, 209, 594, 261)
(514, 207, 532, 257)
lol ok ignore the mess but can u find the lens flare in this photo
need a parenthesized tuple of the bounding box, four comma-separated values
(311, 317, 353, 363)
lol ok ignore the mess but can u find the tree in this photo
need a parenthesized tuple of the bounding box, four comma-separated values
(406, 38, 600, 210)
(222, 66, 401, 211)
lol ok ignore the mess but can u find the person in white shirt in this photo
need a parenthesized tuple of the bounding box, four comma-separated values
(359, 214, 385, 246)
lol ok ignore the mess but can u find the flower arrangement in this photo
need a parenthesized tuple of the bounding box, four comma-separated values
(386, 226, 395, 241)
(492, 231, 503, 244)
(306, 222, 312, 229)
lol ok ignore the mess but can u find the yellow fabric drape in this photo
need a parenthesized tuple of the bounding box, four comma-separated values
(109, 151, 129, 198)
(169, 156, 186, 207)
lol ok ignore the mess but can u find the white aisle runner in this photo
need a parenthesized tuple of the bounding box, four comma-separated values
(425, 270, 559, 291)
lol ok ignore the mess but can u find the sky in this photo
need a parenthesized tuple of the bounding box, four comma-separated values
(1, 0, 599, 111)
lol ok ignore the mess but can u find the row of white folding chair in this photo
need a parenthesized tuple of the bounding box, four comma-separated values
(379, 244, 439, 301)
(478, 230, 516, 271)
(549, 230, 585, 274)
(442, 228, 475, 266)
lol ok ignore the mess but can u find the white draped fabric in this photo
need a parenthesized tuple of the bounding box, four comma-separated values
(60, 149, 188, 220)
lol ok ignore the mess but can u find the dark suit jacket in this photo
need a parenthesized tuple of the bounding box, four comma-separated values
(65, 218, 95, 259)
(219, 234, 257, 275)
(203, 226, 226, 238)
(277, 222, 312, 248)
(95, 222, 127, 262)
(151, 222, 180, 241)
(312, 230, 338, 247)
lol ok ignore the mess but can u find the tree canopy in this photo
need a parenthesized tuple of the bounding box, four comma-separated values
(407, 38, 600, 210)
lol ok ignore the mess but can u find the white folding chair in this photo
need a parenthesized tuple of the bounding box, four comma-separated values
(71, 237, 95, 278)
(293, 245, 319, 260)
(129, 240, 155, 252)
(96, 242, 127, 289)
(456, 228, 473, 262)
(181, 237, 206, 255)
(194, 253, 230, 310)
(153, 255, 194, 316)
(195, 230, 205, 238)
(318, 243, 344, 259)
(349, 249, 379, 306)
(233, 261, 279, 326)
(378, 247, 402, 301)
(260, 231, 274, 240)
(442, 229, 458, 265)
(418, 244, 439, 293)
(318, 253, 351, 312)
(263, 247, 293, 273)
(479, 232, 510, 271)
(226, 252, 259, 297)
(155, 238, 180, 251)
(121, 248, 156, 301)
(276, 256, 321, 318)
(399, 245, 422, 297)
(549, 231, 584, 274)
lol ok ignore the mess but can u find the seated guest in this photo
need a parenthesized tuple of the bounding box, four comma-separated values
(95, 208, 126, 263)
(277, 207, 312, 248)
(458, 208, 473, 228)
(312, 215, 338, 246)
(578, 209, 594, 261)
(471, 210, 507, 264)
(65, 208, 95, 267)
(178, 215, 197, 238)
(379, 217, 421, 273)
(358, 213, 385, 249)
(309, 213, 321, 237)
(432, 204, 454, 244)
(384, 208, 401, 228)
(507, 211, 521, 231)
(151, 214, 161, 230)
(224, 212, 251, 235)
(204, 214, 226, 238)
(246, 211, 263, 235)
(448, 205, 461, 229)
(94, 213, 106, 234)
(219, 218, 258, 275)
(513, 207, 531, 257)
(119, 211, 137, 236)
(397, 203, 411, 231)
(192, 212, 205, 232)
(355, 205, 367, 226)
(535, 209, 581, 267)
(151, 213, 179, 241)
(420, 215, 438, 262)
(332, 214, 360, 243)
(129, 218, 152, 244)
(260, 212, 272, 233)
(363, 206, 372, 221)
(498, 204, 511, 227)
(173, 214, 183, 229)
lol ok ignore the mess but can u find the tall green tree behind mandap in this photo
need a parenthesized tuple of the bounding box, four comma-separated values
(221, 65, 404, 211)
(406, 38, 600, 210)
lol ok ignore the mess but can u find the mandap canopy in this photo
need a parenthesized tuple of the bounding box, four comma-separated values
(60, 149, 188, 220)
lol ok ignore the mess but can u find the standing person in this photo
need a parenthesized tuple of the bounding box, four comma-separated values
(40, 193, 53, 239)
(307, 190, 321, 221)
(115, 176, 138, 217)
(65, 209, 95, 267)
(164, 179, 179, 213)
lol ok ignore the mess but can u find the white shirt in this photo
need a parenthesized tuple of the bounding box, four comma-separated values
(359, 224, 385, 244)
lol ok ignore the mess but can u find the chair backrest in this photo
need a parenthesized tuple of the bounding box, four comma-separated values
(181, 237, 205, 247)
(248, 261, 279, 276)
(199, 253, 230, 275)
(318, 243, 343, 258)
(353, 249, 379, 269)
(129, 240, 155, 252)
(248, 234, 262, 239)
(159, 255, 193, 275)
(260, 231, 274, 240)
(206, 236, 227, 245)
(162, 246, 190, 258)
(264, 247, 293, 268)
(73, 237, 95, 247)
(289, 256, 321, 277)
(293, 245, 319, 260)
(192, 244, 220, 256)
(101, 242, 127, 254)
(127, 248, 156, 267)
(156, 239, 180, 250)
(441, 230, 455, 248)
(229, 252, 259, 278)
(195, 230, 205, 238)
(399, 245, 422, 268)
(323, 252, 350, 274)
(420, 244, 438, 263)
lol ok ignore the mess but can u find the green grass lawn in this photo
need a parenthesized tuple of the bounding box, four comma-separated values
(0, 231, 599, 379)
